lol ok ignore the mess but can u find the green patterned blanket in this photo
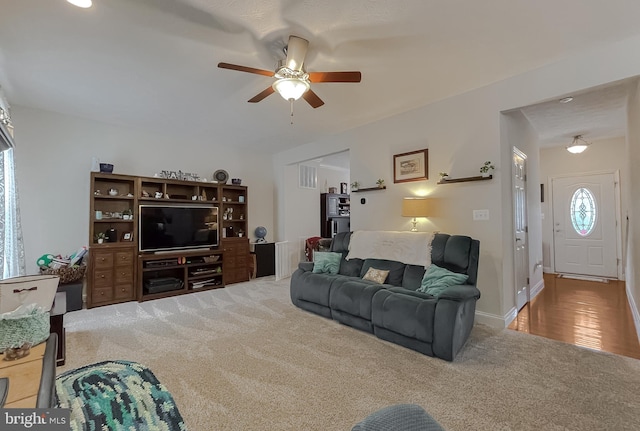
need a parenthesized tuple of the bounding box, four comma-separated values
(55, 360, 188, 431)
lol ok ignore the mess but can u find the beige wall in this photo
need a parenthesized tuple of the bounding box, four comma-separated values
(626, 82, 640, 338)
(12, 106, 275, 274)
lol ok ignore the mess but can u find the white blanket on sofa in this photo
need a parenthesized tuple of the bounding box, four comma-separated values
(346, 230, 433, 267)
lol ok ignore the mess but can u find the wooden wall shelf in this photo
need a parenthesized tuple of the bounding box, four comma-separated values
(437, 175, 492, 184)
(352, 186, 386, 192)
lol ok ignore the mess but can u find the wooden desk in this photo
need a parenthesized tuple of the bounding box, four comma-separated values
(0, 342, 46, 408)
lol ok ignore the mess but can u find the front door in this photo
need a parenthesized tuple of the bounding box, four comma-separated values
(552, 173, 618, 278)
(513, 148, 528, 310)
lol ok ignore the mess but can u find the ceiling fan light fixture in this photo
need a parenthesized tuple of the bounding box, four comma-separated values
(566, 135, 590, 154)
(272, 78, 310, 101)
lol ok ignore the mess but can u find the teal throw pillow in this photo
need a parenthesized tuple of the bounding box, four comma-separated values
(312, 252, 342, 275)
(417, 264, 469, 296)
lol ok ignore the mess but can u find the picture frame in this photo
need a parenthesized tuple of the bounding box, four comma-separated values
(122, 232, 133, 241)
(393, 149, 428, 183)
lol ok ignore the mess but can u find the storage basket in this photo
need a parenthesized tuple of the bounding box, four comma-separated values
(0, 306, 50, 350)
(0, 274, 60, 313)
(40, 264, 86, 285)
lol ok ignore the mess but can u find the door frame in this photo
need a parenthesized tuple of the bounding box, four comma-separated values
(547, 169, 623, 279)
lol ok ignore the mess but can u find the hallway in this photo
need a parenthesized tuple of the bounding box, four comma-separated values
(508, 273, 640, 359)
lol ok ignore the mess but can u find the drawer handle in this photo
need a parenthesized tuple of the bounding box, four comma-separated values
(100, 275, 105, 279)
(121, 272, 126, 276)
(121, 288, 126, 292)
(100, 258, 106, 262)
(100, 291, 105, 296)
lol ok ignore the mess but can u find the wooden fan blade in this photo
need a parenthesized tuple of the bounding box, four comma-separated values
(218, 62, 274, 77)
(302, 89, 325, 108)
(248, 86, 275, 103)
(285, 36, 309, 72)
(308, 71, 362, 83)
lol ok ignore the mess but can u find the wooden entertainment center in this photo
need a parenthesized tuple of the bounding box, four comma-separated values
(88, 172, 250, 308)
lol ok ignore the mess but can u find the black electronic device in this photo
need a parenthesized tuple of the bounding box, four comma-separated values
(145, 259, 180, 268)
(139, 205, 219, 252)
(144, 277, 184, 294)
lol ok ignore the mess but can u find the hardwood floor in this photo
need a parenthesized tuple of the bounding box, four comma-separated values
(508, 273, 640, 359)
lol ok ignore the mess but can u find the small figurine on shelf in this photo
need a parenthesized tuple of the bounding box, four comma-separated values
(376, 179, 385, 188)
(480, 161, 495, 177)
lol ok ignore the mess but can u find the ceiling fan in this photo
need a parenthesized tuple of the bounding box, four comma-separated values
(218, 35, 362, 109)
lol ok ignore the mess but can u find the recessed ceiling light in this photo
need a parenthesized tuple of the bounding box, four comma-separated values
(66, 0, 92, 8)
(559, 96, 574, 104)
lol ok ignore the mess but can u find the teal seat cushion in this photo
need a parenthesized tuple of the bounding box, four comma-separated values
(417, 264, 469, 296)
(312, 252, 342, 275)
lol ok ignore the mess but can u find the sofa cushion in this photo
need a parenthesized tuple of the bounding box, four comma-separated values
(330, 278, 387, 323)
(362, 267, 390, 284)
(360, 259, 406, 286)
(401, 265, 426, 291)
(339, 253, 364, 277)
(371, 289, 437, 343)
(312, 252, 342, 275)
(417, 264, 469, 296)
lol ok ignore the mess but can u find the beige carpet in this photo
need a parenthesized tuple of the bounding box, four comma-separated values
(61, 277, 640, 430)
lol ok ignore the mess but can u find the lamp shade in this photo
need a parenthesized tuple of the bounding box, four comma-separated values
(402, 197, 429, 217)
(566, 135, 590, 154)
(272, 78, 310, 101)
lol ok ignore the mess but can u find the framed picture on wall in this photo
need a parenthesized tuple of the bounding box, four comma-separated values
(393, 149, 428, 183)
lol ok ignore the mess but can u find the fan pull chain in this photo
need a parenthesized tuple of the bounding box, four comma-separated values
(290, 99, 295, 125)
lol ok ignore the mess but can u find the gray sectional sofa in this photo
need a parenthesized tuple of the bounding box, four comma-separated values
(290, 231, 480, 361)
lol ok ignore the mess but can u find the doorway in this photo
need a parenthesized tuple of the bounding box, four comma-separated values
(550, 172, 620, 279)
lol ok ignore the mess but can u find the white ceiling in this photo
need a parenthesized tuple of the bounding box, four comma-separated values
(1, 0, 640, 153)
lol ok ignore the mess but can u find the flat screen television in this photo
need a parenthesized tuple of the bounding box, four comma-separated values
(139, 205, 218, 252)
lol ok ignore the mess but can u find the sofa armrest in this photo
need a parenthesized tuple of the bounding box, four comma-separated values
(297, 262, 314, 272)
(438, 285, 481, 301)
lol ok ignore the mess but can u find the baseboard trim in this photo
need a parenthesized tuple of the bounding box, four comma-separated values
(626, 283, 640, 342)
(476, 307, 517, 329)
(530, 278, 545, 300)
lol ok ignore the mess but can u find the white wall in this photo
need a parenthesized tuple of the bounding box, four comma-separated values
(539, 137, 629, 273)
(12, 106, 275, 274)
(626, 82, 640, 338)
(274, 34, 640, 327)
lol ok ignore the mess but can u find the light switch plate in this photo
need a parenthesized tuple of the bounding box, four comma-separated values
(473, 209, 489, 221)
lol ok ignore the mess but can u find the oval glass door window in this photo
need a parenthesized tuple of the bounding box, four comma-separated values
(570, 187, 597, 236)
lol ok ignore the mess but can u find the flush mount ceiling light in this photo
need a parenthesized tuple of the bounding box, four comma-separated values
(66, 0, 92, 7)
(566, 135, 590, 154)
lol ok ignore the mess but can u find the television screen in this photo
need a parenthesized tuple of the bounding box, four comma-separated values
(139, 205, 218, 252)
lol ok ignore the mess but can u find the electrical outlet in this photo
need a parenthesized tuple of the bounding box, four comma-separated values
(473, 209, 489, 221)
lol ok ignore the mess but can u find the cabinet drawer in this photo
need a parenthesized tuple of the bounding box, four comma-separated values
(93, 269, 113, 287)
(92, 286, 113, 303)
(115, 268, 133, 284)
(114, 284, 134, 300)
(94, 252, 114, 269)
(115, 251, 134, 266)
(0, 356, 42, 405)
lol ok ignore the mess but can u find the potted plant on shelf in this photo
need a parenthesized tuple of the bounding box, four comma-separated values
(480, 161, 495, 177)
(95, 232, 106, 244)
(123, 209, 133, 220)
(439, 172, 450, 181)
(350, 181, 360, 191)
(376, 179, 385, 188)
